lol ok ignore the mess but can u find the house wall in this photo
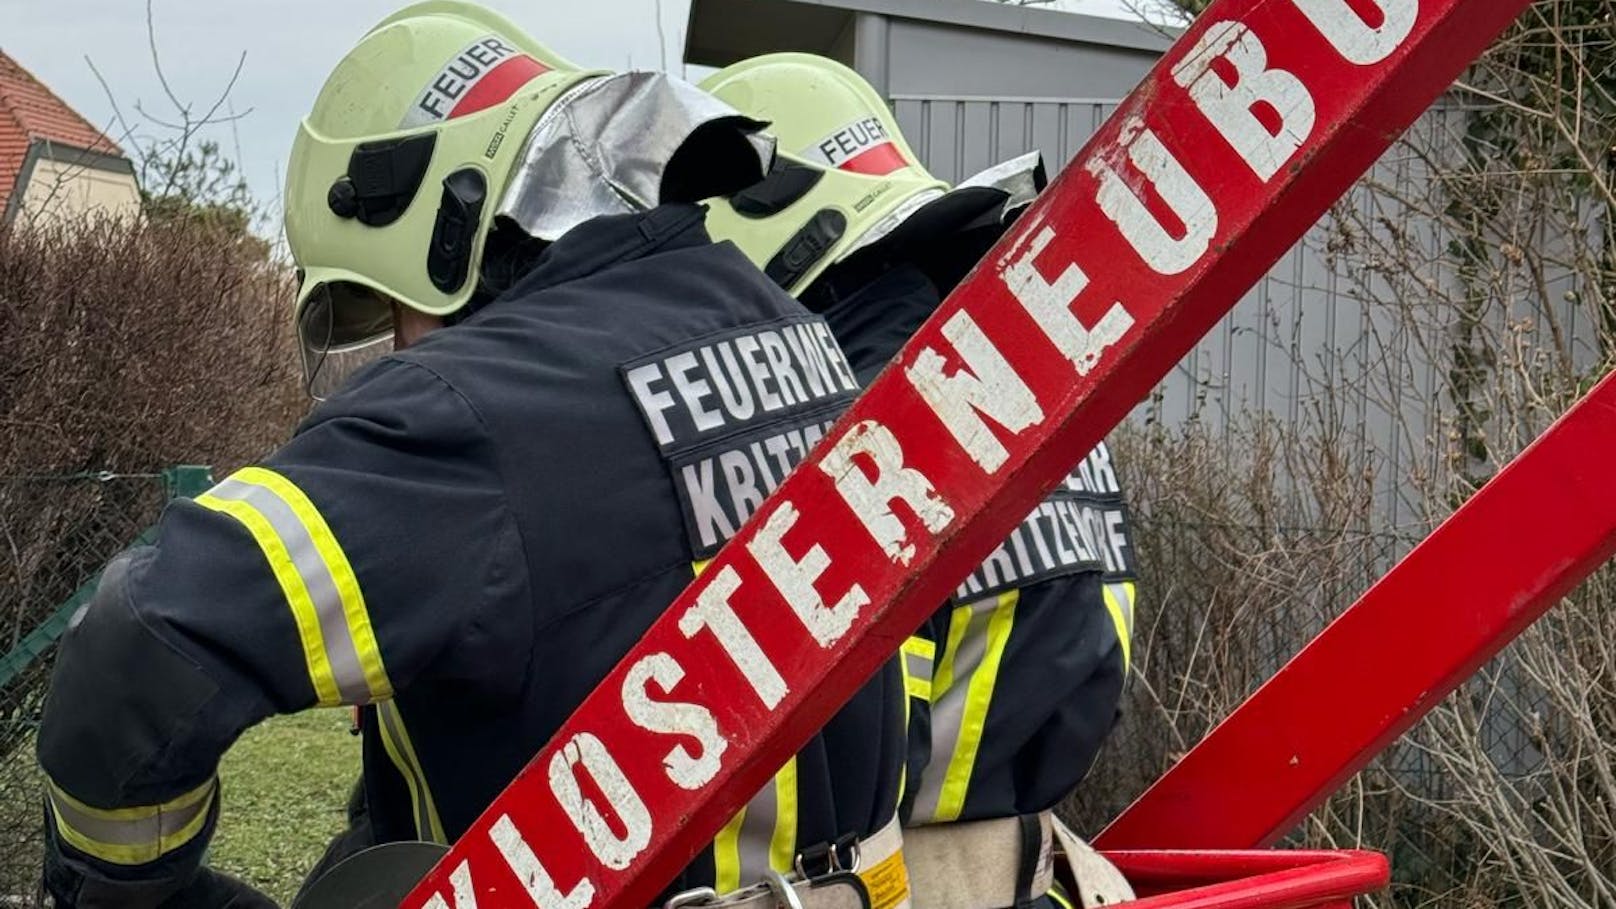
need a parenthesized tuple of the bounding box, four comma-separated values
(14, 157, 140, 226)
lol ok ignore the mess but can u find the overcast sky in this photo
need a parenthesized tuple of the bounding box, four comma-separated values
(1, 0, 1146, 219)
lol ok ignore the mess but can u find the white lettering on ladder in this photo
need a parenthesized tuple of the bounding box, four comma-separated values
(1293, 0, 1418, 64)
(1172, 22, 1316, 181)
(494, 816, 595, 909)
(679, 566, 789, 708)
(623, 653, 728, 790)
(905, 311, 1045, 474)
(1087, 117, 1219, 276)
(549, 733, 653, 870)
(420, 860, 483, 909)
(999, 223, 1135, 375)
(818, 420, 957, 566)
(749, 501, 871, 646)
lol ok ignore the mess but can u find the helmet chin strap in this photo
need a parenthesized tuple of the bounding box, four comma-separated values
(495, 72, 775, 244)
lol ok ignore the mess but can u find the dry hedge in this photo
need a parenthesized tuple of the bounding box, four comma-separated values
(1065, 409, 1614, 908)
(0, 214, 304, 891)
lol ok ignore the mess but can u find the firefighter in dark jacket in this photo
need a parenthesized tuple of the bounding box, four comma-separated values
(702, 55, 1140, 909)
(36, 10, 907, 909)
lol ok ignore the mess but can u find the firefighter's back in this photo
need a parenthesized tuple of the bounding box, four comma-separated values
(360, 205, 906, 892)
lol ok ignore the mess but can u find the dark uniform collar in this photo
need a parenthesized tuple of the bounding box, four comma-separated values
(506, 203, 712, 298)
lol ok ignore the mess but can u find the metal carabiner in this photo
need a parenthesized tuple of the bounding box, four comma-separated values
(665, 887, 720, 909)
(765, 871, 806, 909)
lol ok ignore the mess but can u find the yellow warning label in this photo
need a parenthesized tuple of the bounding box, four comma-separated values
(859, 849, 911, 909)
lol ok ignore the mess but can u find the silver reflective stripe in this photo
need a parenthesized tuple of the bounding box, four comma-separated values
(378, 701, 442, 843)
(737, 783, 777, 880)
(1106, 581, 1135, 641)
(909, 601, 996, 823)
(903, 647, 934, 686)
(47, 779, 215, 862)
(208, 478, 371, 704)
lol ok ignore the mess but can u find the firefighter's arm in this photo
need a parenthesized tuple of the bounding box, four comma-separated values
(36, 360, 528, 908)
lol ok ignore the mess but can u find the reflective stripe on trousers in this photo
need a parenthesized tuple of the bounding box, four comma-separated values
(695, 559, 802, 888)
(908, 591, 1019, 825)
(901, 637, 935, 702)
(46, 776, 217, 866)
(713, 757, 801, 891)
(376, 700, 447, 844)
(198, 467, 391, 706)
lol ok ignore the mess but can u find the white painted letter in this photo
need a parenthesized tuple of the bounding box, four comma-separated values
(421, 861, 480, 909)
(1000, 224, 1135, 376)
(487, 815, 596, 909)
(748, 501, 870, 646)
(622, 652, 728, 790)
(1171, 21, 1316, 181)
(1086, 117, 1218, 275)
(548, 733, 652, 871)
(1293, 0, 1417, 65)
(818, 420, 955, 566)
(679, 566, 789, 708)
(905, 311, 1044, 473)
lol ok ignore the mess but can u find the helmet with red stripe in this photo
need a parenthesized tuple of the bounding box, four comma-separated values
(701, 53, 1043, 299)
(285, 2, 597, 396)
(284, 2, 775, 398)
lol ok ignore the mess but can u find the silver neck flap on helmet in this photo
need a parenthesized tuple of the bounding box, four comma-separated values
(497, 71, 776, 242)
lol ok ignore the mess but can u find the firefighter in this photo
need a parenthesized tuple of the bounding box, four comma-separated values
(35, 10, 907, 908)
(701, 55, 1140, 909)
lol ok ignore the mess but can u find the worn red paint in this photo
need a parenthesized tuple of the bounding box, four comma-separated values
(402, 0, 1536, 902)
(1099, 370, 1616, 852)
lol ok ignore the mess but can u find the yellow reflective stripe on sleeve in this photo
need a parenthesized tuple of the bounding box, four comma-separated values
(691, 559, 712, 577)
(47, 777, 216, 866)
(714, 805, 747, 893)
(934, 590, 1018, 823)
(235, 467, 391, 700)
(768, 756, 799, 873)
(1048, 881, 1076, 909)
(377, 701, 447, 844)
(195, 492, 342, 706)
(1102, 582, 1133, 671)
(197, 468, 391, 706)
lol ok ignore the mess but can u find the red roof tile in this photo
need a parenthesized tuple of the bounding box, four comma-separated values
(0, 50, 125, 212)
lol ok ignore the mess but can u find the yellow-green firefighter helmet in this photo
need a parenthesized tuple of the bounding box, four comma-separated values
(699, 54, 948, 296)
(284, 1, 600, 393)
(701, 53, 1046, 299)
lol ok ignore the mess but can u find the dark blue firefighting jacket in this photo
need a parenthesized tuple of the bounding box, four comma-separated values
(36, 205, 906, 908)
(815, 260, 1138, 829)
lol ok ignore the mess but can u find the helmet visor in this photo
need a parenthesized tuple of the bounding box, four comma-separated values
(298, 282, 395, 400)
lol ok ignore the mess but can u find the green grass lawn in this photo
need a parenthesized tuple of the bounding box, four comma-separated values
(1, 709, 358, 904)
(209, 709, 361, 905)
